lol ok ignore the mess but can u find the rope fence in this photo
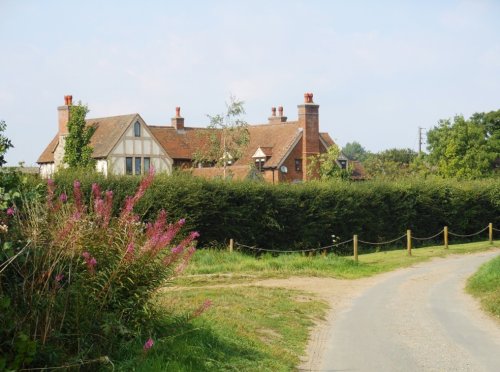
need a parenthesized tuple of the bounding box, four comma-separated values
(228, 223, 497, 261)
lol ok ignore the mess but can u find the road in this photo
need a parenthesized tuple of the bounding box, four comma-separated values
(319, 250, 500, 372)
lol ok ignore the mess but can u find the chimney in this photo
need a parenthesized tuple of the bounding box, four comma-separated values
(58, 95, 72, 135)
(298, 92, 320, 180)
(171, 106, 185, 131)
(268, 105, 287, 123)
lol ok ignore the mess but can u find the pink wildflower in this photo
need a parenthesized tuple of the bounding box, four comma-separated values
(190, 299, 212, 319)
(73, 180, 84, 214)
(120, 170, 155, 222)
(59, 193, 68, 203)
(55, 273, 64, 282)
(143, 338, 154, 351)
(82, 252, 97, 273)
(6, 207, 15, 216)
(47, 179, 56, 210)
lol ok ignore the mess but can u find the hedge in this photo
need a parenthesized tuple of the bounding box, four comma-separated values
(50, 170, 500, 251)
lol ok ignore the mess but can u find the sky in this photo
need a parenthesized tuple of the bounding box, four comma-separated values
(1, 0, 500, 166)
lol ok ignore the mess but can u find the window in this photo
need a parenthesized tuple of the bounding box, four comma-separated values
(125, 157, 133, 175)
(135, 157, 142, 175)
(339, 159, 347, 169)
(144, 157, 150, 173)
(134, 121, 141, 137)
(295, 159, 302, 172)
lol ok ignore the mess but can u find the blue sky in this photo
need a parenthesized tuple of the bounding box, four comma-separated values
(1, 0, 499, 166)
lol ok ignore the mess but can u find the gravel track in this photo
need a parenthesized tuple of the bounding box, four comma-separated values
(313, 250, 500, 372)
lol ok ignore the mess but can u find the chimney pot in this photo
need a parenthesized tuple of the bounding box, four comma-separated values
(64, 95, 73, 106)
(303, 93, 314, 103)
(175, 106, 181, 117)
(278, 106, 283, 116)
(271, 107, 276, 116)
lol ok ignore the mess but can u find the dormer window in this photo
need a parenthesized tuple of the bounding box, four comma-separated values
(134, 121, 141, 137)
(338, 159, 347, 169)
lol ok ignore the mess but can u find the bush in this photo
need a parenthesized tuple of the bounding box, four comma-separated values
(51, 173, 500, 252)
(0, 171, 200, 369)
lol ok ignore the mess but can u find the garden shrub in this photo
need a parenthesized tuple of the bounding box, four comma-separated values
(0, 171, 201, 369)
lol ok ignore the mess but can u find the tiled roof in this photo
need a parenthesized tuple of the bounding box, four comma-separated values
(149, 126, 217, 159)
(150, 122, 306, 169)
(37, 114, 137, 163)
(350, 160, 366, 180)
(234, 122, 303, 168)
(188, 165, 252, 180)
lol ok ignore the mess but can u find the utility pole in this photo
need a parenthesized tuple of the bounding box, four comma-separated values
(418, 127, 424, 155)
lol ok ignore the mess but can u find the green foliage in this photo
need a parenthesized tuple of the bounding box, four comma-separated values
(342, 141, 368, 162)
(63, 103, 96, 168)
(467, 255, 500, 317)
(52, 174, 500, 252)
(426, 113, 499, 179)
(0, 120, 13, 167)
(363, 148, 418, 179)
(308, 144, 353, 180)
(0, 173, 200, 368)
(193, 96, 249, 177)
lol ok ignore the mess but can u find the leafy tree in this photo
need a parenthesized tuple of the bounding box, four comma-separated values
(63, 103, 96, 168)
(193, 96, 249, 178)
(363, 148, 418, 179)
(0, 120, 13, 167)
(426, 114, 498, 179)
(342, 141, 368, 162)
(308, 144, 352, 180)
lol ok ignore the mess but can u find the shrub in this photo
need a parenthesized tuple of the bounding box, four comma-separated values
(0, 171, 200, 369)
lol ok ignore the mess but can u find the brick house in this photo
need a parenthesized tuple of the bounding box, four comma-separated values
(38, 93, 363, 182)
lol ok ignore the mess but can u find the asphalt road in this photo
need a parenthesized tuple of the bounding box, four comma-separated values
(320, 250, 500, 372)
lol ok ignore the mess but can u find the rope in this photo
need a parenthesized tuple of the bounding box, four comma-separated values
(412, 229, 444, 241)
(448, 225, 489, 238)
(235, 238, 353, 254)
(358, 233, 407, 246)
(492, 226, 500, 232)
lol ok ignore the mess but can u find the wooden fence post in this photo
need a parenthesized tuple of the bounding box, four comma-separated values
(407, 230, 412, 256)
(444, 226, 448, 249)
(353, 235, 358, 262)
(229, 238, 234, 253)
(489, 223, 493, 244)
(322, 249, 327, 257)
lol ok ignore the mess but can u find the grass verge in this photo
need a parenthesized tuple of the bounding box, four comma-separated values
(467, 254, 500, 319)
(113, 287, 327, 371)
(175, 240, 499, 286)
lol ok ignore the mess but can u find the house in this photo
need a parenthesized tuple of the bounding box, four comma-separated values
(38, 93, 363, 182)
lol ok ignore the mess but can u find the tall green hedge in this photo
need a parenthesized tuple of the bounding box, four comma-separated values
(51, 170, 500, 251)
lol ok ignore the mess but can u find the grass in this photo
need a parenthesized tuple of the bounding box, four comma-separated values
(174, 240, 499, 286)
(467, 254, 500, 319)
(113, 240, 498, 371)
(113, 287, 327, 371)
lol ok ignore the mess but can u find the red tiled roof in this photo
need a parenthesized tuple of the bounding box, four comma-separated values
(149, 126, 217, 160)
(188, 165, 252, 180)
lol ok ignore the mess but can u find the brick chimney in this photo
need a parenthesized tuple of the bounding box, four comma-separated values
(171, 106, 185, 131)
(268, 106, 287, 123)
(58, 95, 72, 135)
(298, 92, 320, 180)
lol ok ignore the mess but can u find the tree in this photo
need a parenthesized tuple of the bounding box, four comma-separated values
(362, 148, 418, 179)
(426, 113, 498, 179)
(342, 141, 368, 162)
(63, 103, 96, 168)
(193, 96, 249, 178)
(0, 120, 13, 167)
(308, 144, 352, 180)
